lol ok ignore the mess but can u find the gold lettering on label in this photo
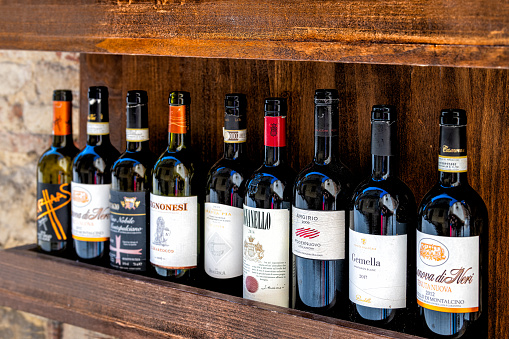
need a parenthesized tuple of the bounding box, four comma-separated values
(443, 145, 465, 153)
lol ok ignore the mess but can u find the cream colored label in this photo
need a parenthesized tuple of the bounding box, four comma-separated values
(205, 202, 243, 279)
(243, 205, 290, 307)
(71, 183, 111, 241)
(87, 122, 110, 135)
(149, 194, 198, 269)
(416, 230, 479, 313)
(349, 229, 407, 309)
(126, 128, 149, 142)
(438, 155, 467, 173)
(223, 128, 247, 143)
(292, 207, 345, 260)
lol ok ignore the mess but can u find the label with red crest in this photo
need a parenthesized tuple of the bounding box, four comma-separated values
(264, 116, 286, 147)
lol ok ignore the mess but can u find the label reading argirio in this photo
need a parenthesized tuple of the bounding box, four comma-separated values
(110, 190, 148, 271)
(37, 183, 71, 242)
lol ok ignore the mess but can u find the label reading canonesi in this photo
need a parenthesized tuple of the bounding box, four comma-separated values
(349, 229, 407, 309)
(292, 206, 345, 260)
(204, 202, 243, 279)
(87, 122, 110, 135)
(71, 183, 111, 241)
(243, 205, 290, 308)
(37, 183, 72, 242)
(126, 128, 149, 142)
(109, 190, 148, 271)
(150, 194, 198, 269)
(416, 230, 479, 313)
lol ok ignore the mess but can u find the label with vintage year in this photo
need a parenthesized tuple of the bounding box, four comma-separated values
(204, 203, 243, 279)
(223, 128, 247, 143)
(87, 122, 110, 135)
(292, 206, 345, 260)
(150, 194, 198, 269)
(243, 205, 290, 308)
(349, 229, 407, 309)
(126, 128, 149, 142)
(71, 183, 111, 241)
(110, 190, 148, 271)
(416, 230, 479, 313)
(37, 182, 72, 242)
(438, 155, 467, 173)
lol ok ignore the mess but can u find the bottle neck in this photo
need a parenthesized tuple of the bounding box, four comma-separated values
(314, 135, 339, 165)
(87, 134, 111, 146)
(438, 125, 468, 187)
(52, 134, 74, 148)
(372, 155, 397, 180)
(224, 142, 246, 160)
(127, 140, 150, 152)
(264, 145, 287, 166)
(52, 100, 73, 148)
(264, 115, 287, 167)
(314, 103, 339, 165)
(168, 132, 189, 152)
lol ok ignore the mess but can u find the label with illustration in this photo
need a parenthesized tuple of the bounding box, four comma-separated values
(149, 194, 198, 269)
(349, 229, 407, 309)
(416, 230, 479, 313)
(37, 182, 72, 242)
(205, 202, 243, 279)
(242, 205, 290, 307)
(71, 183, 111, 241)
(109, 190, 148, 271)
(292, 206, 345, 260)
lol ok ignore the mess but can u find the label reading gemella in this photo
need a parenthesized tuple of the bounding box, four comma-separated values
(292, 206, 345, 260)
(243, 205, 290, 308)
(205, 202, 243, 279)
(71, 183, 111, 241)
(126, 128, 149, 142)
(416, 230, 479, 313)
(150, 194, 198, 269)
(37, 182, 71, 242)
(110, 190, 147, 271)
(349, 229, 407, 309)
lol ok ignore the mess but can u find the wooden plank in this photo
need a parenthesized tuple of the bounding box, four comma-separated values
(0, 246, 419, 339)
(0, 1, 509, 67)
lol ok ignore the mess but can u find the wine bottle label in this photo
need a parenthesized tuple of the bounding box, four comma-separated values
(223, 128, 247, 143)
(438, 155, 467, 173)
(204, 203, 243, 279)
(52, 101, 71, 136)
(109, 190, 148, 271)
(87, 122, 110, 136)
(169, 105, 188, 134)
(242, 205, 290, 307)
(126, 128, 149, 142)
(349, 229, 407, 309)
(71, 183, 111, 241)
(291, 206, 345, 260)
(416, 230, 479, 313)
(264, 116, 286, 147)
(37, 182, 71, 242)
(149, 194, 198, 269)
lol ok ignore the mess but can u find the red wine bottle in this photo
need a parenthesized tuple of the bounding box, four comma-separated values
(349, 105, 416, 332)
(37, 90, 79, 255)
(110, 91, 156, 272)
(243, 98, 296, 308)
(72, 86, 120, 263)
(417, 109, 488, 338)
(204, 94, 252, 296)
(292, 90, 355, 317)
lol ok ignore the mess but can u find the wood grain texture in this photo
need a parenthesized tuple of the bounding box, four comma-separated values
(79, 54, 508, 338)
(0, 245, 419, 339)
(0, 1, 509, 67)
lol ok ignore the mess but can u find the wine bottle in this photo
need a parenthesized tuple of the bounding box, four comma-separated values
(72, 86, 120, 263)
(243, 98, 296, 308)
(291, 89, 354, 316)
(417, 109, 488, 338)
(349, 105, 416, 331)
(110, 90, 156, 272)
(37, 90, 79, 254)
(150, 91, 201, 280)
(204, 94, 252, 296)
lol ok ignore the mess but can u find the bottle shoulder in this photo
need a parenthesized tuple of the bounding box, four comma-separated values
(352, 176, 416, 206)
(154, 147, 199, 170)
(247, 163, 296, 187)
(112, 150, 157, 171)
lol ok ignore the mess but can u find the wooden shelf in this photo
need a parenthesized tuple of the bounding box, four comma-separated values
(0, 245, 419, 339)
(0, 0, 508, 68)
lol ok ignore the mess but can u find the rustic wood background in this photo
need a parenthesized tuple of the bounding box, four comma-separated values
(80, 54, 508, 338)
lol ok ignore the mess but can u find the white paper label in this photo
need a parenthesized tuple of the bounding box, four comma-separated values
(71, 183, 111, 241)
(87, 122, 110, 135)
(438, 155, 467, 173)
(205, 202, 243, 279)
(292, 206, 345, 260)
(126, 128, 149, 142)
(416, 230, 479, 313)
(349, 229, 407, 309)
(149, 194, 198, 269)
(223, 128, 247, 143)
(243, 205, 290, 307)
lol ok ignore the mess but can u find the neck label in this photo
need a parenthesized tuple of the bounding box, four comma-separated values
(264, 116, 286, 147)
(87, 122, 110, 136)
(126, 128, 149, 142)
(53, 101, 72, 136)
(169, 105, 188, 134)
(438, 155, 467, 173)
(223, 128, 247, 143)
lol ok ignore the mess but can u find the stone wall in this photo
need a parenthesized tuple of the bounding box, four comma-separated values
(0, 50, 115, 339)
